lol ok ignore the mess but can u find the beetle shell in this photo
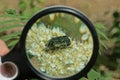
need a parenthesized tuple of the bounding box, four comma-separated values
(46, 36, 71, 51)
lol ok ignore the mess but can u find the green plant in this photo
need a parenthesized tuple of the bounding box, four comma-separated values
(107, 11, 120, 76)
(0, 9, 109, 80)
(94, 23, 109, 54)
(0, 9, 29, 48)
(19, 0, 45, 17)
(110, 11, 120, 56)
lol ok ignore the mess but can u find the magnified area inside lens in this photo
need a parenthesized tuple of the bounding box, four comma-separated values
(25, 12, 93, 78)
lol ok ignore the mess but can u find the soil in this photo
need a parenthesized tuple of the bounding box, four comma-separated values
(0, 0, 120, 27)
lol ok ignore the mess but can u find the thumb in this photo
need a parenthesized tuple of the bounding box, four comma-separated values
(0, 39, 9, 56)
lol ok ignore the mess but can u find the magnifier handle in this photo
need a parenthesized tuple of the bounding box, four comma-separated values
(1, 46, 40, 79)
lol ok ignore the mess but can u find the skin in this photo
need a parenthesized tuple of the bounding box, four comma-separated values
(0, 39, 9, 56)
(0, 39, 15, 78)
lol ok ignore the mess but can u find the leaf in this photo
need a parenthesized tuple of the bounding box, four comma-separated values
(1, 31, 21, 41)
(0, 14, 29, 19)
(8, 40, 18, 48)
(87, 69, 101, 80)
(113, 11, 120, 18)
(0, 19, 27, 24)
(38, 0, 45, 3)
(99, 50, 102, 55)
(0, 24, 23, 33)
(97, 28, 109, 40)
(111, 27, 120, 36)
(100, 40, 108, 49)
(19, 0, 27, 11)
(94, 23, 106, 30)
(79, 77, 88, 80)
(94, 23, 109, 54)
(5, 9, 18, 15)
(22, 9, 33, 17)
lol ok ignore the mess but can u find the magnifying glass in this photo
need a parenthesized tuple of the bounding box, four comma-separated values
(1, 6, 99, 80)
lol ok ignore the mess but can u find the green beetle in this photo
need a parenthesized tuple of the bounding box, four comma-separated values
(45, 36, 71, 51)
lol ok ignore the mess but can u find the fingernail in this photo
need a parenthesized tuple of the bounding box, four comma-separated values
(0, 61, 18, 79)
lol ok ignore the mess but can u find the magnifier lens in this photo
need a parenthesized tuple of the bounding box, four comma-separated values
(25, 12, 93, 78)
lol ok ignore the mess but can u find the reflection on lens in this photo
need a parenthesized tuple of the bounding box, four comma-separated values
(0, 62, 18, 79)
(25, 13, 93, 78)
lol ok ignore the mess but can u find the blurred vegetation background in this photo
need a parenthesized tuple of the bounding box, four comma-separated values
(0, 0, 120, 80)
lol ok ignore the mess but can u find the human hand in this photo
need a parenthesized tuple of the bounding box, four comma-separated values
(0, 39, 18, 80)
(0, 39, 9, 56)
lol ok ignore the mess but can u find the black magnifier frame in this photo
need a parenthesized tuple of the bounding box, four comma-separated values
(2, 6, 99, 80)
(21, 6, 99, 80)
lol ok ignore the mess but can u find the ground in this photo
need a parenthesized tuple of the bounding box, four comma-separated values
(0, 0, 120, 27)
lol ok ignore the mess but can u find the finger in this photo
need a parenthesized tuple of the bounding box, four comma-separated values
(0, 39, 9, 56)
